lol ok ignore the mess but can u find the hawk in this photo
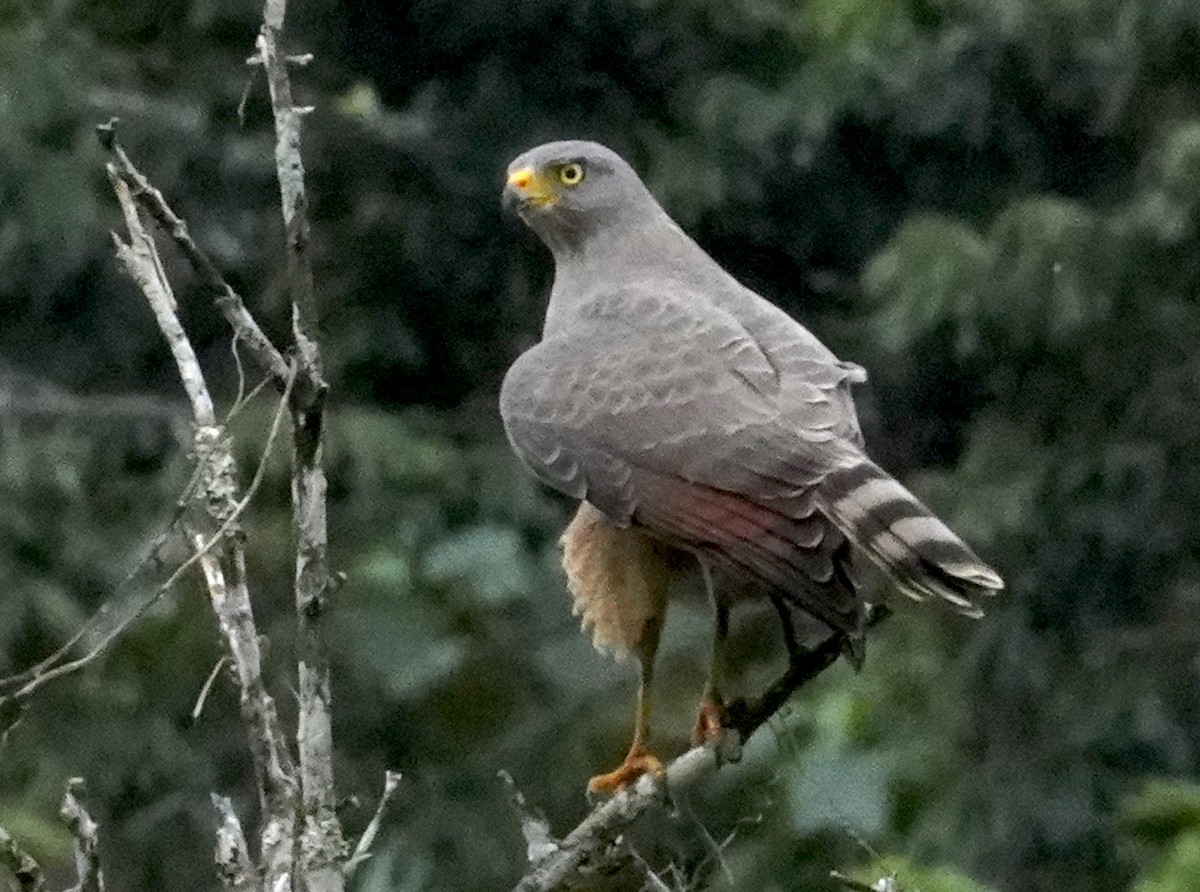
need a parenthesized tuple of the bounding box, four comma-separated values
(499, 140, 1003, 794)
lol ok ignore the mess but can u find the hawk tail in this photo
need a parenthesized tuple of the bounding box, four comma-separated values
(817, 460, 1004, 615)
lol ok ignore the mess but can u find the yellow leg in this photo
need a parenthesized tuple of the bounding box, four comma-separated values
(588, 622, 666, 795)
(692, 561, 729, 746)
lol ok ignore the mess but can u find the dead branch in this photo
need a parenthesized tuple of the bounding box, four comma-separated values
(0, 821, 44, 892)
(501, 770, 558, 867)
(255, 2, 344, 887)
(508, 605, 891, 891)
(4, 6, 380, 887)
(212, 795, 256, 892)
(510, 746, 721, 892)
(0, 460, 201, 708)
(108, 157, 298, 892)
(831, 870, 900, 892)
(109, 169, 215, 424)
(96, 121, 295, 396)
(343, 771, 404, 878)
(60, 780, 104, 892)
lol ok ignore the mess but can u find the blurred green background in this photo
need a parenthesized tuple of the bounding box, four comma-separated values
(2, 0, 1200, 889)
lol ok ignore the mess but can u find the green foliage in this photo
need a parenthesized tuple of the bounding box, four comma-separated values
(1132, 831, 1200, 892)
(853, 855, 1001, 892)
(863, 214, 991, 355)
(1123, 780, 1200, 892)
(1125, 780, 1200, 845)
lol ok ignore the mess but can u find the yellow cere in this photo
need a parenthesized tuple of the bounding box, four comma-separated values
(507, 167, 534, 190)
(507, 167, 559, 207)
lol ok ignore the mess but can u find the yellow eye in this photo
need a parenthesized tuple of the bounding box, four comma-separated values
(558, 163, 585, 186)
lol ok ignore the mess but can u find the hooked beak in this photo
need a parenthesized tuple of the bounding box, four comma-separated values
(503, 167, 559, 213)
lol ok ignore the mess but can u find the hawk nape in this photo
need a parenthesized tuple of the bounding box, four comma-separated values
(499, 140, 1003, 795)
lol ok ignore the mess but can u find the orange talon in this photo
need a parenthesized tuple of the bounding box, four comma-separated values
(691, 696, 727, 746)
(587, 743, 666, 796)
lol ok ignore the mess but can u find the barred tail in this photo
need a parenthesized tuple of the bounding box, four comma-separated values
(816, 460, 1004, 615)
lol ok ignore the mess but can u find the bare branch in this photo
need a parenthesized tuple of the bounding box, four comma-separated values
(255, 1, 318, 347)
(0, 821, 44, 892)
(510, 746, 719, 892)
(0, 377, 289, 708)
(725, 605, 891, 740)
(96, 120, 295, 394)
(500, 770, 558, 867)
(109, 168, 215, 425)
(188, 452, 297, 892)
(105, 141, 302, 891)
(211, 795, 256, 892)
(192, 657, 230, 722)
(830, 870, 900, 892)
(509, 606, 891, 891)
(78, 10, 344, 891)
(343, 771, 403, 878)
(246, 52, 313, 67)
(255, 2, 343, 888)
(60, 780, 104, 892)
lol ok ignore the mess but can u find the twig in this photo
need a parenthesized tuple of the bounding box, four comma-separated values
(255, 2, 342, 888)
(0, 492, 196, 706)
(246, 52, 314, 67)
(0, 389, 285, 709)
(192, 656, 230, 722)
(509, 606, 892, 891)
(674, 796, 739, 887)
(628, 849, 673, 892)
(109, 168, 215, 424)
(96, 120, 295, 395)
(500, 770, 559, 867)
(211, 795, 255, 892)
(0, 821, 44, 892)
(725, 605, 891, 740)
(60, 780, 104, 892)
(830, 870, 899, 892)
(0, 625, 90, 698)
(343, 770, 403, 878)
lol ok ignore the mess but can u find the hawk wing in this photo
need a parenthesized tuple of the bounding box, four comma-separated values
(500, 283, 865, 635)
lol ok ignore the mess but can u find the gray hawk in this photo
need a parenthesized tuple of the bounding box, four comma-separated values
(499, 141, 1003, 793)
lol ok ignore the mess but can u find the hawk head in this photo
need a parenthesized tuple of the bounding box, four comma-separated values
(503, 140, 663, 253)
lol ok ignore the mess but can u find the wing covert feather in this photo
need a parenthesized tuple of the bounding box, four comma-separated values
(499, 284, 868, 634)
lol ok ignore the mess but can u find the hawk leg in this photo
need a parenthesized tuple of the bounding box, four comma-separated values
(692, 561, 731, 746)
(587, 620, 666, 795)
(771, 594, 804, 665)
(561, 502, 671, 794)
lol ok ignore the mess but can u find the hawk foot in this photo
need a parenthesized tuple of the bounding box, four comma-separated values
(586, 744, 665, 797)
(691, 696, 728, 747)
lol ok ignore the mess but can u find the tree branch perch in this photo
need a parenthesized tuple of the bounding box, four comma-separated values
(509, 605, 891, 891)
